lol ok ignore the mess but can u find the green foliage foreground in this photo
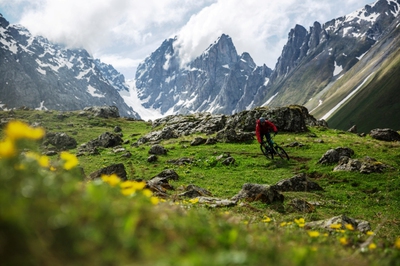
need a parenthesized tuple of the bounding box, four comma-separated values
(0, 111, 400, 266)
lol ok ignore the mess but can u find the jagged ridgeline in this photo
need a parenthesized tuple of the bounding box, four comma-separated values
(0, 14, 140, 119)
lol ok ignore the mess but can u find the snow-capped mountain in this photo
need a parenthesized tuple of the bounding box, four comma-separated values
(135, 34, 272, 116)
(134, 0, 400, 132)
(0, 14, 140, 118)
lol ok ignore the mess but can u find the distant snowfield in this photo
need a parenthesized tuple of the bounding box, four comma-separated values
(321, 72, 374, 120)
(121, 80, 164, 121)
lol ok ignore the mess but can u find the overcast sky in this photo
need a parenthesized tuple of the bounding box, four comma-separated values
(0, 0, 374, 79)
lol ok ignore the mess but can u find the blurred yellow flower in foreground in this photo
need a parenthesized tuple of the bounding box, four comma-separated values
(345, 224, 355, 231)
(5, 120, 44, 140)
(60, 151, 78, 170)
(102, 174, 121, 187)
(368, 243, 377, 250)
(0, 138, 16, 158)
(25, 151, 50, 168)
(262, 217, 271, 223)
(395, 238, 400, 249)
(295, 218, 305, 227)
(330, 223, 342, 229)
(120, 180, 146, 195)
(307, 231, 320, 238)
(339, 237, 348, 245)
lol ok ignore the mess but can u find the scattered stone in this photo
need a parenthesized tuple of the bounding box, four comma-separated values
(198, 197, 238, 208)
(288, 198, 315, 213)
(121, 151, 132, 158)
(179, 184, 213, 198)
(83, 106, 120, 118)
(149, 144, 167, 155)
(88, 163, 127, 181)
(334, 156, 392, 174)
(231, 183, 284, 204)
(370, 128, 400, 141)
(318, 147, 354, 164)
(147, 155, 158, 162)
(285, 142, 304, 147)
(348, 125, 357, 133)
(304, 215, 371, 233)
(43, 132, 77, 150)
(167, 157, 193, 165)
(114, 126, 122, 133)
(191, 137, 207, 146)
(272, 173, 323, 192)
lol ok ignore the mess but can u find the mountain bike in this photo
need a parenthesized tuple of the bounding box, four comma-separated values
(260, 135, 289, 160)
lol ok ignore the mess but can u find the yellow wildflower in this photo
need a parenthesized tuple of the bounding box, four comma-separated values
(5, 120, 44, 140)
(330, 223, 342, 229)
(150, 196, 160, 205)
(395, 238, 400, 249)
(142, 189, 153, 197)
(366, 231, 374, 236)
(295, 218, 305, 227)
(307, 231, 320, 238)
(368, 243, 377, 250)
(262, 217, 271, 223)
(0, 138, 16, 158)
(339, 237, 348, 245)
(25, 151, 50, 168)
(189, 198, 199, 204)
(120, 181, 147, 196)
(280, 222, 287, 227)
(345, 224, 355, 231)
(101, 174, 121, 187)
(60, 151, 78, 170)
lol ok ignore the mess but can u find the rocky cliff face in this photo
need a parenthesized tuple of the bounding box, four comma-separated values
(258, 0, 400, 110)
(0, 14, 140, 118)
(135, 34, 272, 115)
(134, 0, 399, 122)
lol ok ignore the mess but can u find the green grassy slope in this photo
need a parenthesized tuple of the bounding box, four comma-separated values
(1, 109, 400, 265)
(327, 52, 400, 132)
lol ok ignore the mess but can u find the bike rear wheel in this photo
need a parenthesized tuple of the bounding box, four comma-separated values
(260, 144, 274, 159)
(275, 145, 289, 160)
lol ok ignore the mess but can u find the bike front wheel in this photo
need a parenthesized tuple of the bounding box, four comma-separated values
(275, 145, 289, 160)
(260, 144, 274, 159)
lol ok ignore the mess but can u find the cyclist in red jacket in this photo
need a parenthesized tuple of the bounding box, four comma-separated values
(255, 117, 278, 148)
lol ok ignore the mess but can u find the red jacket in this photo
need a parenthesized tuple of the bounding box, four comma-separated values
(255, 119, 278, 143)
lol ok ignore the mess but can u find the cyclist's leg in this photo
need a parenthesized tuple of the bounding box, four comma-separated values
(266, 132, 273, 148)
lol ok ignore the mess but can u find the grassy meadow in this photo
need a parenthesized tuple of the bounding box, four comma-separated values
(0, 109, 399, 266)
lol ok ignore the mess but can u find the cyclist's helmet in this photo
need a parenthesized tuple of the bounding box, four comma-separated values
(259, 117, 266, 123)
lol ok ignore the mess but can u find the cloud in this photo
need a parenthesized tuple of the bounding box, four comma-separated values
(1, 0, 374, 77)
(173, 0, 368, 68)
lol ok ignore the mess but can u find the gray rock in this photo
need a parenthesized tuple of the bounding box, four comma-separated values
(88, 163, 127, 181)
(43, 132, 77, 150)
(231, 183, 284, 204)
(272, 173, 323, 192)
(149, 144, 167, 155)
(370, 128, 400, 141)
(304, 215, 371, 233)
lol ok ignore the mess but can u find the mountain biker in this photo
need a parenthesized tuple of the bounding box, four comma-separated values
(255, 117, 278, 149)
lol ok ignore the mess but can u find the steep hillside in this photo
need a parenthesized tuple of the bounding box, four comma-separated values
(309, 14, 400, 132)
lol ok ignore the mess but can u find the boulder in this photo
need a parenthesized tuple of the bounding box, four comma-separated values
(179, 184, 213, 198)
(149, 144, 167, 155)
(231, 183, 284, 204)
(83, 106, 120, 118)
(370, 128, 400, 141)
(272, 173, 323, 192)
(304, 215, 371, 233)
(334, 156, 391, 174)
(318, 147, 354, 164)
(88, 163, 127, 181)
(43, 132, 77, 150)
